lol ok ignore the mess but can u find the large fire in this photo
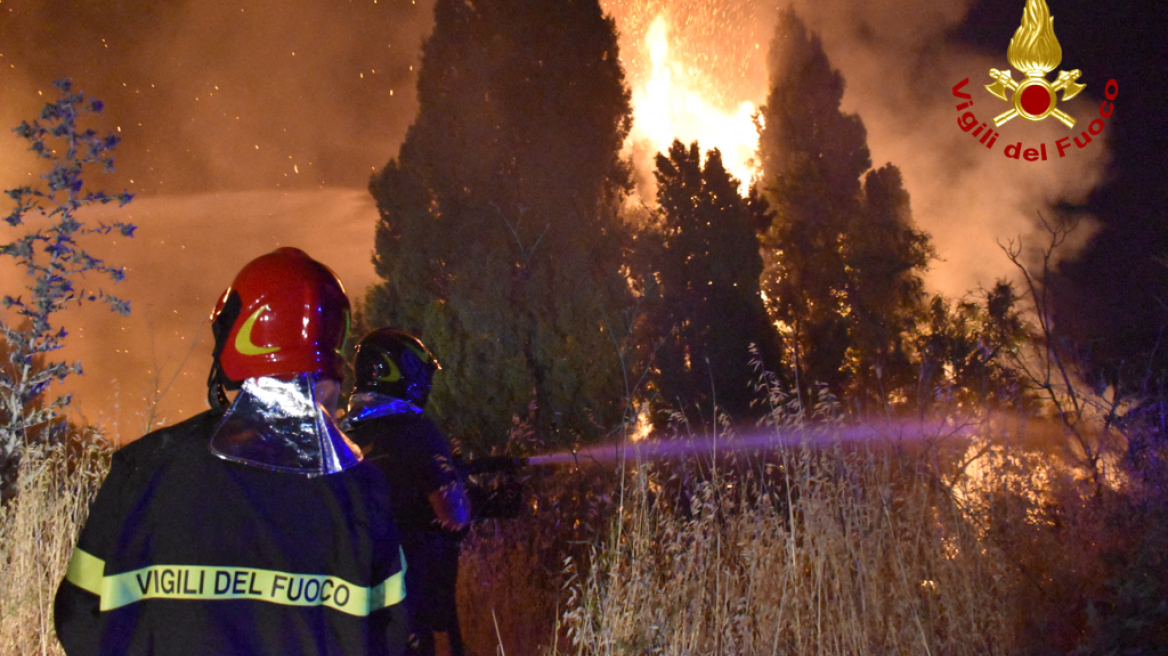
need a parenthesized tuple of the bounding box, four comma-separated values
(602, 1, 773, 197)
(627, 15, 759, 190)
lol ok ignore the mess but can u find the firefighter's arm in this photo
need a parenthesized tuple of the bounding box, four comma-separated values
(428, 481, 471, 531)
(369, 545, 410, 655)
(370, 597, 410, 656)
(54, 453, 130, 656)
(55, 546, 108, 656)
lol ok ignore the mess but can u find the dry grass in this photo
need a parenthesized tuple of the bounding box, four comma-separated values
(0, 438, 110, 656)
(3, 412, 1156, 656)
(458, 520, 565, 656)
(456, 461, 620, 656)
(559, 424, 1020, 656)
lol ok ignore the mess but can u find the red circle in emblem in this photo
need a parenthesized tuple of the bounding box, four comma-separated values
(1020, 85, 1052, 116)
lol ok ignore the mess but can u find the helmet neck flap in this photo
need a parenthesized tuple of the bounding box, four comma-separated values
(209, 373, 362, 476)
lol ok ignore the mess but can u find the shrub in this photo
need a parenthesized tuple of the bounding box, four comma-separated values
(1, 79, 133, 502)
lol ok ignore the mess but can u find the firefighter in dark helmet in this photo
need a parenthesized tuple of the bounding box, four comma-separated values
(344, 328, 470, 656)
(54, 247, 409, 656)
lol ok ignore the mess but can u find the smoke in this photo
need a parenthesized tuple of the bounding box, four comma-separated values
(602, 0, 1109, 296)
(789, 0, 1107, 296)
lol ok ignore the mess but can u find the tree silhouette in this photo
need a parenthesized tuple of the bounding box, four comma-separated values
(367, 0, 633, 449)
(634, 141, 779, 419)
(845, 164, 933, 405)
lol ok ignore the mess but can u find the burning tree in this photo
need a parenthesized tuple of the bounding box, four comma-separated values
(631, 140, 779, 419)
(367, 0, 633, 448)
(756, 9, 932, 410)
(0, 80, 134, 501)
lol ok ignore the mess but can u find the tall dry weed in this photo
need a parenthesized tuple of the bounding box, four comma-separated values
(562, 422, 1020, 655)
(0, 437, 109, 656)
(457, 457, 621, 656)
(458, 520, 564, 656)
(4, 404, 1144, 655)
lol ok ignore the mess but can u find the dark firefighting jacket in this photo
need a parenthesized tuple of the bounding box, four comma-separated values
(348, 414, 461, 533)
(53, 410, 408, 656)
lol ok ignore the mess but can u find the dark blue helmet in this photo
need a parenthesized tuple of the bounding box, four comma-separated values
(352, 328, 440, 408)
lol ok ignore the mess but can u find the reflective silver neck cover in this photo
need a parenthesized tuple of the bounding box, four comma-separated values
(341, 391, 422, 431)
(209, 374, 362, 476)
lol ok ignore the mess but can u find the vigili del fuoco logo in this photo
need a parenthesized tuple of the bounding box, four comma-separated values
(950, 0, 1117, 161)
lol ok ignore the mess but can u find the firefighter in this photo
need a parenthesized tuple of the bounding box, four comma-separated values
(344, 328, 470, 656)
(54, 247, 409, 656)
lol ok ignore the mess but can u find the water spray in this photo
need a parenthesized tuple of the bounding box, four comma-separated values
(525, 418, 979, 467)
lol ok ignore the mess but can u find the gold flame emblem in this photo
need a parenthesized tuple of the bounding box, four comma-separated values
(985, 0, 1084, 127)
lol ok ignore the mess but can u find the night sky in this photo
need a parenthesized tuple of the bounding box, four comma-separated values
(0, 0, 1163, 437)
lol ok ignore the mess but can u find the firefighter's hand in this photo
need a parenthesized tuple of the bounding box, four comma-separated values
(429, 482, 471, 532)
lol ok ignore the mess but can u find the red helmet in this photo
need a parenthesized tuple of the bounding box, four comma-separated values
(210, 247, 350, 385)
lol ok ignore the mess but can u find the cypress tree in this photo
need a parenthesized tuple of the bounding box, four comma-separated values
(634, 140, 778, 419)
(367, 0, 633, 448)
(756, 9, 932, 409)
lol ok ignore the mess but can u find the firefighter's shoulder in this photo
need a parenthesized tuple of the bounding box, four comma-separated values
(111, 410, 223, 473)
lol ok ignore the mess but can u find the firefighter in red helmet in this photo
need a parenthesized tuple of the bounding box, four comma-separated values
(344, 328, 470, 656)
(54, 248, 409, 656)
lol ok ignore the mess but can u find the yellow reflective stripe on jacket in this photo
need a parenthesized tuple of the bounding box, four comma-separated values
(64, 548, 405, 617)
(65, 547, 105, 595)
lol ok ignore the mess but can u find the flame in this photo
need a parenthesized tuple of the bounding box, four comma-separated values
(630, 402, 652, 442)
(628, 14, 759, 192)
(1007, 0, 1062, 77)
